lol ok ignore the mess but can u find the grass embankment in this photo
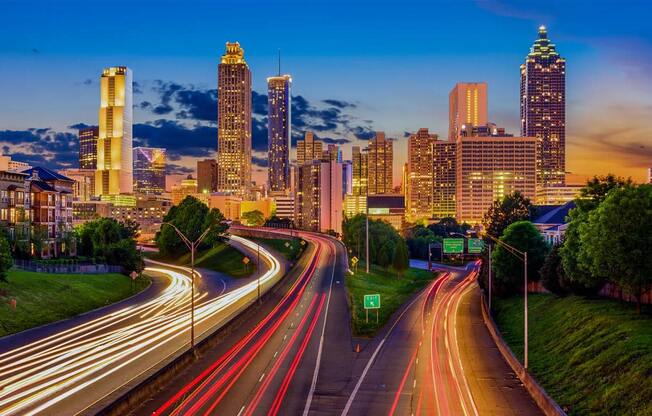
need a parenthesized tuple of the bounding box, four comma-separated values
(346, 265, 437, 337)
(251, 237, 305, 261)
(0, 270, 150, 337)
(493, 294, 652, 416)
(148, 242, 255, 278)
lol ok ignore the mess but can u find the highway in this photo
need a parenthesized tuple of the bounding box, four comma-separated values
(135, 229, 354, 416)
(341, 261, 542, 416)
(0, 235, 282, 416)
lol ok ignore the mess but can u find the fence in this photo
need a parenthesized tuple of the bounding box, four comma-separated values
(14, 259, 123, 274)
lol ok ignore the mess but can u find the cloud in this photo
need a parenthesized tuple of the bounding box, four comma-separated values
(0, 128, 78, 169)
(322, 99, 356, 109)
(320, 137, 350, 145)
(133, 119, 216, 160)
(167, 163, 194, 175)
(252, 155, 268, 168)
(68, 123, 92, 130)
(83, 79, 92, 86)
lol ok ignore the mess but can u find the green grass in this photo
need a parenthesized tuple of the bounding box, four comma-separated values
(0, 269, 150, 337)
(251, 238, 306, 261)
(148, 242, 255, 278)
(346, 265, 437, 337)
(492, 294, 652, 416)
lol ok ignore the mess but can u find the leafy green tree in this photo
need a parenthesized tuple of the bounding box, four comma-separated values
(405, 225, 438, 260)
(392, 239, 410, 278)
(241, 210, 265, 226)
(577, 174, 632, 210)
(492, 221, 548, 295)
(377, 240, 395, 270)
(0, 235, 13, 282)
(342, 214, 401, 265)
(428, 217, 471, 239)
(540, 244, 567, 295)
(483, 191, 533, 238)
(578, 185, 652, 313)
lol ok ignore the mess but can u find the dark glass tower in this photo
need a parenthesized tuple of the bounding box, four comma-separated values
(133, 147, 166, 194)
(520, 25, 566, 187)
(78, 126, 98, 169)
(267, 74, 292, 193)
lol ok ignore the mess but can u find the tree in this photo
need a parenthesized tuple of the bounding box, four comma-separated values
(483, 191, 533, 238)
(428, 217, 471, 239)
(0, 235, 13, 282)
(377, 240, 395, 270)
(577, 174, 632, 210)
(241, 210, 265, 227)
(491, 221, 548, 295)
(392, 239, 410, 278)
(342, 214, 401, 265)
(540, 244, 567, 295)
(578, 185, 652, 313)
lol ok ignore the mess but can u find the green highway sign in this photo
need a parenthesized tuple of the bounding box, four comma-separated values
(363, 294, 380, 309)
(443, 238, 464, 254)
(468, 238, 484, 254)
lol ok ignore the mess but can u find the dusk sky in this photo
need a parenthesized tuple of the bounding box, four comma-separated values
(1, 0, 651, 187)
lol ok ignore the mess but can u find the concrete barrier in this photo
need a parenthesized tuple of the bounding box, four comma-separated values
(480, 293, 567, 416)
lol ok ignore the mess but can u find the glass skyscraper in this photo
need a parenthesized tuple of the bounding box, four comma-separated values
(78, 126, 98, 170)
(520, 26, 566, 187)
(267, 74, 292, 192)
(133, 147, 166, 195)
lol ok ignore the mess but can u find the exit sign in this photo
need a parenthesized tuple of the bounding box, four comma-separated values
(443, 238, 464, 254)
(363, 294, 380, 309)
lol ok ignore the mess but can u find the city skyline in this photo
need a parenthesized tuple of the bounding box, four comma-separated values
(1, 1, 651, 188)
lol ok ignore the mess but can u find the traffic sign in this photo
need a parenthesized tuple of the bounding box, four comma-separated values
(242, 256, 250, 265)
(284, 241, 290, 248)
(351, 256, 359, 265)
(130, 271, 138, 280)
(443, 238, 464, 254)
(468, 238, 484, 254)
(363, 294, 380, 309)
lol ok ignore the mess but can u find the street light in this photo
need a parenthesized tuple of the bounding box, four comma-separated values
(484, 232, 529, 370)
(161, 222, 213, 349)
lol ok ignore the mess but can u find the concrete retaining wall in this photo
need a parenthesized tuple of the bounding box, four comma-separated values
(480, 293, 567, 416)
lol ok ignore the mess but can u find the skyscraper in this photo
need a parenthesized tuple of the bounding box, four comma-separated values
(295, 160, 343, 234)
(296, 132, 322, 165)
(267, 74, 292, 192)
(448, 82, 488, 140)
(521, 25, 566, 187)
(351, 146, 368, 196)
(406, 128, 437, 220)
(95, 66, 133, 196)
(432, 139, 457, 219)
(217, 42, 252, 196)
(78, 126, 98, 170)
(367, 132, 393, 195)
(197, 159, 218, 194)
(133, 147, 166, 195)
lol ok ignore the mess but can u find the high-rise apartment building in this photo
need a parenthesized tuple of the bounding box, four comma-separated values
(351, 146, 368, 196)
(267, 74, 292, 192)
(295, 160, 343, 234)
(79, 126, 98, 170)
(296, 132, 323, 166)
(367, 132, 393, 195)
(406, 128, 437, 220)
(521, 26, 566, 187)
(133, 147, 166, 195)
(95, 66, 133, 196)
(456, 127, 537, 224)
(217, 42, 252, 196)
(432, 139, 457, 219)
(448, 82, 488, 140)
(197, 159, 218, 194)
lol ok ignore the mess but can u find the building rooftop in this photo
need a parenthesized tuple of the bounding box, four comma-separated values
(23, 166, 74, 183)
(533, 200, 576, 225)
(368, 194, 405, 209)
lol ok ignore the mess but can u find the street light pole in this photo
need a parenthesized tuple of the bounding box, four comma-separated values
(488, 242, 492, 311)
(257, 241, 261, 303)
(162, 222, 212, 350)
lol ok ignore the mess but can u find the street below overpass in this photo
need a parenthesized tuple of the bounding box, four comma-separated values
(0, 236, 282, 416)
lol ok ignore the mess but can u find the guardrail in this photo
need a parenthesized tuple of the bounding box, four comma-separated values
(14, 259, 123, 274)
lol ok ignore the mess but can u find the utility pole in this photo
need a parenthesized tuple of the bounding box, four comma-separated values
(488, 242, 492, 311)
(365, 148, 370, 273)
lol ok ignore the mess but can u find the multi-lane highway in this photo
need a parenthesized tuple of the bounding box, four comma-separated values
(0, 236, 282, 416)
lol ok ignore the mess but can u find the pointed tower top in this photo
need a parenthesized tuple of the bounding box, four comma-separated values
(538, 25, 547, 38)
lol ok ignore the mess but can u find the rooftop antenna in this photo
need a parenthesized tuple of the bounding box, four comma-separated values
(278, 49, 281, 76)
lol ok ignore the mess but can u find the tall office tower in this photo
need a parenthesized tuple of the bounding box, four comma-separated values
(217, 42, 252, 196)
(267, 74, 292, 192)
(322, 144, 342, 163)
(406, 128, 437, 221)
(432, 139, 457, 219)
(342, 160, 353, 196)
(367, 132, 393, 195)
(456, 126, 537, 224)
(295, 160, 343, 234)
(79, 126, 98, 170)
(448, 82, 488, 140)
(95, 66, 133, 196)
(197, 159, 218, 194)
(351, 146, 368, 196)
(296, 132, 323, 165)
(521, 25, 566, 187)
(133, 147, 166, 195)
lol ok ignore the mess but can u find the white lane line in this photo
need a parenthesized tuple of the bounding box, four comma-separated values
(302, 237, 337, 416)
(273, 351, 278, 358)
(237, 405, 246, 416)
(259, 373, 266, 382)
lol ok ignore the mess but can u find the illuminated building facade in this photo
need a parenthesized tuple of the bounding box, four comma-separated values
(79, 126, 98, 170)
(96, 66, 133, 196)
(296, 132, 322, 165)
(59, 168, 95, 201)
(521, 26, 566, 187)
(267, 74, 292, 192)
(197, 159, 218, 194)
(432, 139, 457, 219)
(456, 129, 537, 224)
(368, 195, 405, 231)
(448, 82, 488, 140)
(217, 42, 251, 196)
(133, 147, 166, 195)
(406, 128, 437, 220)
(367, 132, 393, 195)
(322, 144, 342, 163)
(351, 146, 368, 196)
(295, 161, 342, 234)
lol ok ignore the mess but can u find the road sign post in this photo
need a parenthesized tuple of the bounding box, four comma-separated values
(363, 294, 380, 323)
(468, 238, 484, 254)
(443, 238, 464, 254)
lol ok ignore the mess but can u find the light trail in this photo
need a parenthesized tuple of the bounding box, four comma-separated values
(0, 236, 282, 416)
